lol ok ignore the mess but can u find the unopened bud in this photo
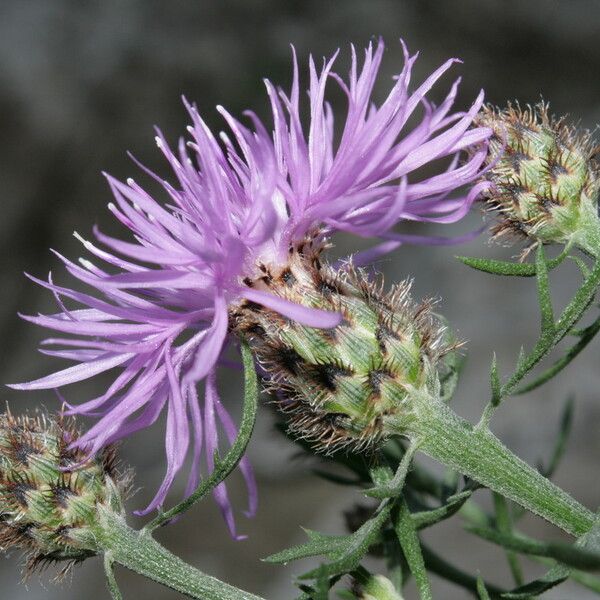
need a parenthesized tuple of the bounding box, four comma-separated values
(350, 573, 404, 600)
(476, 102, 600, 254)
(0, 411, 126, 575)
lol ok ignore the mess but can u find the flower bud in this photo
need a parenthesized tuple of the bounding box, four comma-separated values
(476, 102, 600, 252)
(0, 411, 126, 575)
(350, 573, 404, 600)
(232, 238, 454, 454)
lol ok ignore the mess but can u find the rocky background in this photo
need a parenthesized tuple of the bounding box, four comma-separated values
(1, 1, 600, 598)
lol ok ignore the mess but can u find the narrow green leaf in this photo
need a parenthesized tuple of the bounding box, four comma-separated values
(492, 493, 524, 586)
(394, 499, 432, 600)
(467, 525, 600, 571)
(264, 529, 347, 564)
(265, 500, 391, 577)
(555, 259, 600, 340)
(477, 576, 491, 600)
(370, 464, 394, 486)
(569, 254, 592, 278)
(412, 490, 473, 529)
(364, 440, 420, 499)
(501, 259, 600, 397)
(104, 554, 123, 600)
(146, 340, 259, 530)
(479, 353, 502, 428)
(490, 354, 501, 407)
(481, 515, 600, 598)
(530, 556, 600, 594)
(456, 246, 569, 277)
(500, 564, 568, 599)
(538, 396, 574, 478)
(515, 346, 526, 371)
(535, 244, 555, 335)
(299, 502, 393, 580)
(569, 568, 600, 593)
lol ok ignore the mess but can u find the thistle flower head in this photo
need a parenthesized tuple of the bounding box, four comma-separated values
(476, 102, 600, 250)
(232, 239, 454, 453)
(0, 411, 125, 576)
(12, 39, 490, 535)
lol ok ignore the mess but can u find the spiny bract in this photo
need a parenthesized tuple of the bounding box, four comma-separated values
(231, 236, 454, 454)
(476, 102, 600, 249)
(0, 411, 125, 576)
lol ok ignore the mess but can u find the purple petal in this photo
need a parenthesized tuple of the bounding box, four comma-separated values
(184, 383, 204, 497)
(241, 288, 341, 328)
(136, 345, 190, 515)
(9, 352, 133, 390)
(205, 373, 245, 539)
(183, 295, 229, 384)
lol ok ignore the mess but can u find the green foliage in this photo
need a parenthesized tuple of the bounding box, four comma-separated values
(269, 502, 392, 580)
(516, 316, 600, 394)
(492, 252, 600, 401)
(477, 577, 492, 600)
(104, 554, 123, 600)
(456, 245, 570, 277)
(412, 489, 474, 530)
(394, 499, 432, 600)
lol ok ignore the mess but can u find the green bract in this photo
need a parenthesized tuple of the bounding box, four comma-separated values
(231, 237, 454, 454)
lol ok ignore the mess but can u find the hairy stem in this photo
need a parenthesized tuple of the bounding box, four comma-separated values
(94, 508, 264, 600)
(392, 394, 594, 537)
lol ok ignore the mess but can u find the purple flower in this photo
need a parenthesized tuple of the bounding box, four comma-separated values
(10, 39, 491, 537)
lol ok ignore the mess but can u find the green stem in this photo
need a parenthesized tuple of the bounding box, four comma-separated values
(147, 340, 258, 530)
(515, 315, 600, 394)
(501, 257, 600, 398)
(394, 499, 432, 600)
(104, 553, 123, 600)
(391, 395, 594, 537)
(492, 493, 524, 585)
(94, 508, 264, 600)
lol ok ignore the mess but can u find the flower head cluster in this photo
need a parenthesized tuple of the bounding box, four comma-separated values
(11, 39, 491, 536)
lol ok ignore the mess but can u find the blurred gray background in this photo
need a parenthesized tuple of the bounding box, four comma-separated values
(2, 1, 600, 598)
